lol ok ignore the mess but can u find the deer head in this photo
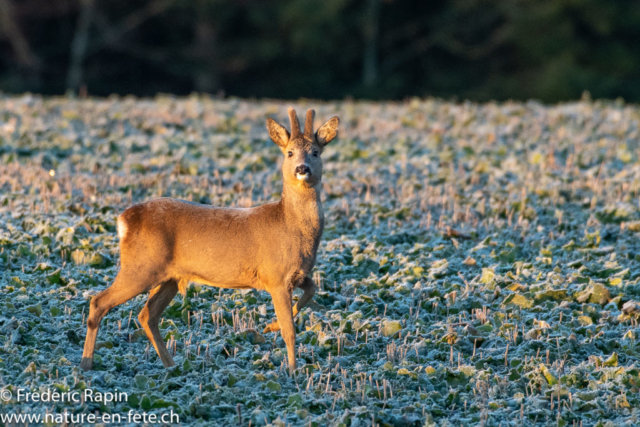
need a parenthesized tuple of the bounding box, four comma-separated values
(267, 108, 339, 191)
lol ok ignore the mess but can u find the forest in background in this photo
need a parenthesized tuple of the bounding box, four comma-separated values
(1, 0, 639, 102)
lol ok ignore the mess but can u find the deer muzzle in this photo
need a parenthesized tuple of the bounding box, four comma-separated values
(295, 164, 311, 180)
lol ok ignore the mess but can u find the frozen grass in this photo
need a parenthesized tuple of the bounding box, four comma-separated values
(1, 95, 640, 426)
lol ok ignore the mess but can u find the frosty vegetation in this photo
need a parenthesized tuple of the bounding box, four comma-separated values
(0, 95, 639, 426)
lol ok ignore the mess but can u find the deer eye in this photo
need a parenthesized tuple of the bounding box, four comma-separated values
(313, 151, 319, 157)
(287, 151, 293, 158)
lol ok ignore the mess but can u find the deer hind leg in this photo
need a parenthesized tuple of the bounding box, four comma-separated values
(270, 287, 297, 374)
(264, 276, 316, 333)
(138, 280, 179, 367)
(81, 269, 155, 371)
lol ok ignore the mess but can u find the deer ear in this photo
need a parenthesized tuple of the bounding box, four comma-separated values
(266, 118, 290, 148)
(315, 117, 339, 146)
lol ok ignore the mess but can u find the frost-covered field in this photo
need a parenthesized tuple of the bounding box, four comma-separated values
(1, 96, 640, 426)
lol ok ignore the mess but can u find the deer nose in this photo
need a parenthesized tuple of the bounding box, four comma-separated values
(295, 164, 311, 175)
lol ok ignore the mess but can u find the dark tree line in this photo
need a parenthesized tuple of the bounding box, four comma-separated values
(1, 0, 639, 102)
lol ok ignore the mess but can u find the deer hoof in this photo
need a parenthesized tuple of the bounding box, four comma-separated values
(263, 322, 281, 333)
(161, 358, 175, 368)
(80, 357, 93, 371)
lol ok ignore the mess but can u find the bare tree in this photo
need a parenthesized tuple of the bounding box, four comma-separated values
(362, 0, 381, 87)
(193, 0, 218, 93)
(93, 0, 176, 49)
(0, 0, 39, 69)
(67, 0, 95, 93)
(65, 0, 179, 93)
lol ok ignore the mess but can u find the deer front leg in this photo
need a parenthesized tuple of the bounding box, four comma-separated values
(269, 287, 296, 374)
(264, 276, 316, 333)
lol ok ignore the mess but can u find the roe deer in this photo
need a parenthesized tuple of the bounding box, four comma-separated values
(80, 108, 339, 374)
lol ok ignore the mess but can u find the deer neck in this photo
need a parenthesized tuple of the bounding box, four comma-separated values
(281, 183, 324, 242)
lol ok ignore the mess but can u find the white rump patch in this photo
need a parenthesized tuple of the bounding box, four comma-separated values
(117, 216, 127, 240)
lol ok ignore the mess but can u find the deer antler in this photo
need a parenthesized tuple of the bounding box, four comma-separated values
(304, 109, 315, 137)
(288, 107, 301, 137)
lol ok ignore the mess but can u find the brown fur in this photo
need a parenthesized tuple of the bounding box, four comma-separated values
(80, 108, 339, 374)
